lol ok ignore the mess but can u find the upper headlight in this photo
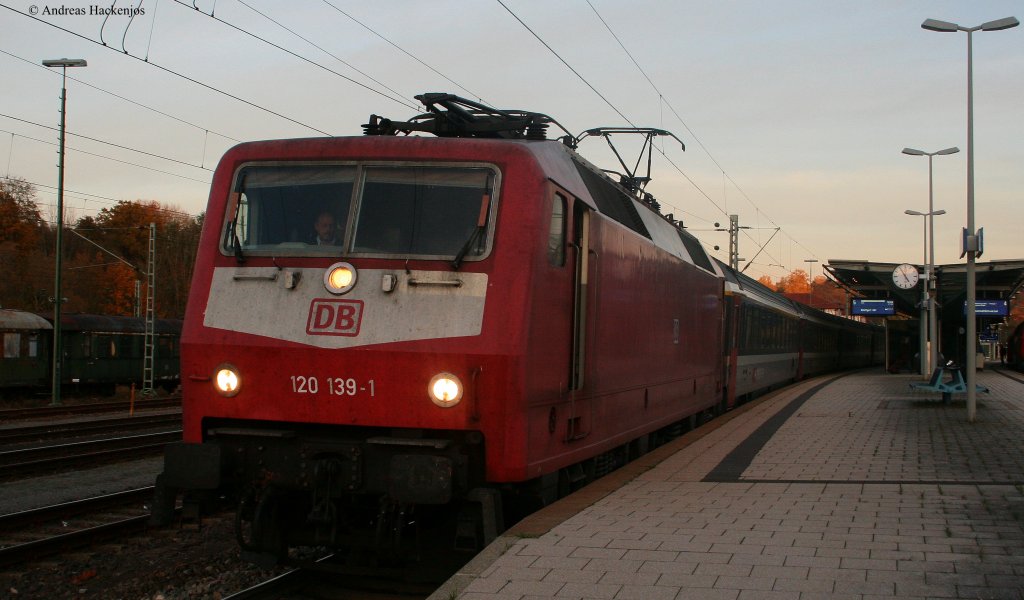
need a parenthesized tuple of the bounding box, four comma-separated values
(214, 364, 241, 397)
(324, 262, 357, 295)
(429, 373, 463, 408)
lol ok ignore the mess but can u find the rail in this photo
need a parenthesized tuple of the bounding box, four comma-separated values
(0, 487, 156, 569)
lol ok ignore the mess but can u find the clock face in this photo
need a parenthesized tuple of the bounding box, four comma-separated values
(892, 263, 920, 289)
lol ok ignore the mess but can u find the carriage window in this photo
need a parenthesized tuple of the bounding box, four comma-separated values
(96, 335, 116, 358)
(3, 333, 20, 358)
(28, 334, 39, 358)
(548, 193, 567, 266)
(353, 167, 492, 258)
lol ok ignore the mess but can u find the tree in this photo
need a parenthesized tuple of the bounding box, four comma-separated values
(74, 201, 201, 318)
(0, 179, 50, 310)
(776, 269, 810, 294)
(809, 275, 848, 310)
(0, 178, 43, 252)
(756, 274, 776, 290)
(0, 178, 201, 316)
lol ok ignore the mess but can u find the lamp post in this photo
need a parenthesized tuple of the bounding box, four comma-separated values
(922, 16, 1018, 422)
(905, 208, 947, 375)
(42, 57, 87, 406)
(903, 147, 958, 374)
(804, 259, 819, 306)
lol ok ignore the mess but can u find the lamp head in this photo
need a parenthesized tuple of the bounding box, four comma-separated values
(981, 17, 1019, 31)
(902, 148, 926, 156)
(905, 209, 924, 216)
(935, 147, 960, 155)
(922, 18, 960, 32)
(42, 58, 87, 68)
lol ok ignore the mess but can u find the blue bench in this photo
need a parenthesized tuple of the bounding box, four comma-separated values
(910, 365, 989, 403)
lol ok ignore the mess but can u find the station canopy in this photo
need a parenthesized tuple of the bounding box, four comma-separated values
(825, 259, 1024, 318)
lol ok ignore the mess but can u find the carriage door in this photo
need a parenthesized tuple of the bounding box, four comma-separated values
(570, 203, 591, 392)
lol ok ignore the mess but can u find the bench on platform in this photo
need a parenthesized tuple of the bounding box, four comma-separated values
(910, 365, 989, 403)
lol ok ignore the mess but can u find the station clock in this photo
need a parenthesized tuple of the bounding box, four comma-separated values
(892, 263, 920, 290)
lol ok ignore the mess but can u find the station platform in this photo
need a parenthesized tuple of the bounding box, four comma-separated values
(431, 369, 1024, 600)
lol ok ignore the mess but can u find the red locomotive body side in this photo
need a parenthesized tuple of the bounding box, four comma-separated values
(521, 204, 723, 479)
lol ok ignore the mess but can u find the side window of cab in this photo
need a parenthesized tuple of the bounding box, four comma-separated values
(548, 192, 567, 267)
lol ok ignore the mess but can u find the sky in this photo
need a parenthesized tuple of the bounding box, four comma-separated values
(1, 0, 1021, 282)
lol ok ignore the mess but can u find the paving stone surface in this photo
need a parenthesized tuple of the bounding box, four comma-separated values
(431, 370, 1024, 600)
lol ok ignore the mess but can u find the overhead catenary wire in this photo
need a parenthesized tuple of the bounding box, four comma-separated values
(582, 1, 818, 267)
(3, 175, 198, 218)
(231, 0, 413, 107)
(494, 0, 750, 244)
(495, 0, 633, 127)
(0, 113, 214, 172)
(172, 0, 419, 111)
(0, 128, 211, 184)
(0, 47, 241, 143)
(0, 3, 334, 136)
(318, 0, 487, 104)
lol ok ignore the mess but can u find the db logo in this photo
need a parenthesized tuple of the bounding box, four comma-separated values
(306, 299, 364, 336)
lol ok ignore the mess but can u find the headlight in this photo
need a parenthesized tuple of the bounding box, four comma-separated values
(428, 373, 463, 407)
(214, 364, 241, 397)
(323, 262, 357, 295)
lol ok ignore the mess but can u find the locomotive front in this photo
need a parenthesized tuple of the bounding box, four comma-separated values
(153, 135, 543, 562)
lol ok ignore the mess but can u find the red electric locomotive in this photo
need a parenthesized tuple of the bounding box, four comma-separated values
(152, 95, 727, 562)
(1008, 321, 1024, 371)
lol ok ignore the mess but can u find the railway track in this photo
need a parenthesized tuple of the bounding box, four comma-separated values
(0, 396, 182, 422)
(0, 430, 181, 479)
(223, 555, 440, 600)
(0, 487, 155, 569)
(0, 413, 181, 446)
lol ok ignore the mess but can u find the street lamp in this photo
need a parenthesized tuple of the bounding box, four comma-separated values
(922, 16, 1018, 422)
(42, 57, 87, 406)
(804, 259, 819, 305)
(903, 147, 958, 374)
(905, 208, 947, 375)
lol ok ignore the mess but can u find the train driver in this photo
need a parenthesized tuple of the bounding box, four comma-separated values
(310, 211, 340, 246)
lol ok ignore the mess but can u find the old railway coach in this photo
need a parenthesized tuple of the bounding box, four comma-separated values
(153, 95, 880, 564)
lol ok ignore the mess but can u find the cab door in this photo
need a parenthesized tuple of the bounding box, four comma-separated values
(569, 202, 591, 392)
(565, 200, 594, 441)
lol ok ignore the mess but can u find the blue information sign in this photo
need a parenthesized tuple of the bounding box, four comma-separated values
(851, 299, 895, 316)
(964, 300, 1008, 317)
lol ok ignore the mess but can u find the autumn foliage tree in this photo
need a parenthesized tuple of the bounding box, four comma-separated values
(0, 180, 201, 318)
(755, 268, 849, 312)
(775, 269, 810, 294)
(0, 179, 52, 311)
(73, 200, 202, 318)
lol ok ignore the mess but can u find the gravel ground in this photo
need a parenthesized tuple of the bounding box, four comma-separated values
(0, 513, 288, 600)
(0, 458, 165, 515)
(0, 412, 287, 600)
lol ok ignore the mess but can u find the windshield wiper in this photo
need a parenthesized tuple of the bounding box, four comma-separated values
(450, 190, 491, 270)
(231, 173, 247, 264)
(231, 221, 246, 264)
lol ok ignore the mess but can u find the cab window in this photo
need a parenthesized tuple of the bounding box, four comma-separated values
(224, 163, 496, 261)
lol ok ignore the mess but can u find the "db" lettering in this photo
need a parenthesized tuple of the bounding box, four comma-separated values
(306, 299, 364, 336)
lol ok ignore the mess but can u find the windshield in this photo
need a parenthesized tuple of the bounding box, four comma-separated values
(224, 163, 495, 260)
